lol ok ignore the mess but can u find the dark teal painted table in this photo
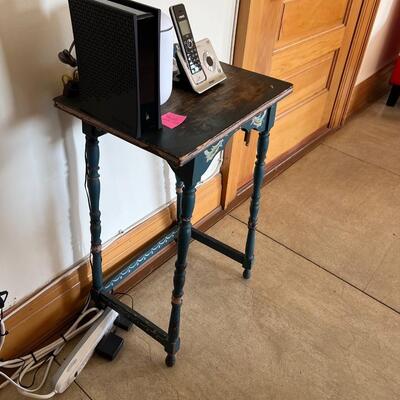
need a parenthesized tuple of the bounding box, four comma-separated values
(54, 63, 292, 367)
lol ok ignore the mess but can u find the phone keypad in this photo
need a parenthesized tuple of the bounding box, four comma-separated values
(185, 39, 202, 75)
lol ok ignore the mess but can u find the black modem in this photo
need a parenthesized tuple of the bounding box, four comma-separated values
(68, 0, 162, 138)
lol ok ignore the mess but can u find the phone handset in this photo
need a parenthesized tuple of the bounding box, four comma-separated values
(169, 4, 206, 85)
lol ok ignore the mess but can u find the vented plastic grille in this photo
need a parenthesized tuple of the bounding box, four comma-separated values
(69, 0, 138, 100)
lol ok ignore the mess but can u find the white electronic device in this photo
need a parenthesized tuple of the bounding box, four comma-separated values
(160, 11, 174, 105)
(170, 4, 226, 94)
(52, 308, 118, 394)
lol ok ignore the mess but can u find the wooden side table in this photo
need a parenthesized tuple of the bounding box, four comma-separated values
(54, 63, 292, 367)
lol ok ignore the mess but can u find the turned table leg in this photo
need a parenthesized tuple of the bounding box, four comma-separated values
(165, 183, 196, 367)
(175, 176, 184, 224)
(242, 129, 270, 280)
(85, 127, 104, 292)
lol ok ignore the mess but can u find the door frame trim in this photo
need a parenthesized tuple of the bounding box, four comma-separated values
(329, 0, 381, 128)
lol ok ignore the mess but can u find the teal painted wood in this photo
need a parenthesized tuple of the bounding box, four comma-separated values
(84, 124, 104, 292)
(164, 136, 236, 367)
(163, 106, 277, 365)
(265, 103, 277, 132)
(98, 292, 168, 345)
(242, 105, 276, 279)
(59, 62, 292, 370)
(170, 133, 232, 187)
(82, 103, 278, 367)
(175, 176, 184, 224)
(191, 228, 244, 264)
(103, 227, 178, 293)
(241, 109, 268, 133)
(54, 64, 292, 168)
(165, 183, 197, 367)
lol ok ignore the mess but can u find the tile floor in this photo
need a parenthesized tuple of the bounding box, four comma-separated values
(4, 99, 400, 399)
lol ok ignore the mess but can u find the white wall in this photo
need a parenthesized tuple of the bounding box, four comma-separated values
(356, 0, 400, 84)
(0, 0, 238, 309)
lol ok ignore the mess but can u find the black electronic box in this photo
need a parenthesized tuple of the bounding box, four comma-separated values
(68, 0, 162, 138)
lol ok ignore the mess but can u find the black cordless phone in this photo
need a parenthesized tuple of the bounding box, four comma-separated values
(169, 4, 206, 85)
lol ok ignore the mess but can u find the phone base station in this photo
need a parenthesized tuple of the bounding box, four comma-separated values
(175, 39, 227, 94)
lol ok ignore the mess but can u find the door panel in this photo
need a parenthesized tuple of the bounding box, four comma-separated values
(277, 0, 349, 46)
(238, 93, 329, 187)
(223, 0, 364, 208)
(271, 26, 344, 77)
(268, 93, 330, 162)
(277, 52, 334, 114)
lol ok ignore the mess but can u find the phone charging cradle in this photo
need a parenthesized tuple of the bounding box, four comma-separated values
(175, 38, 227, 94)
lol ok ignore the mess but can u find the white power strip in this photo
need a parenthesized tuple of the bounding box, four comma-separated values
(52, 308, 118, 394)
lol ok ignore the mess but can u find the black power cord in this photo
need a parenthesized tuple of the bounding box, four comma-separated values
(58, 41, 77, 68)
(0, 291, 8, 322)
(58, 41, 80, 97)
(0, 291, 9, 341)
(0, 291, 8, 309)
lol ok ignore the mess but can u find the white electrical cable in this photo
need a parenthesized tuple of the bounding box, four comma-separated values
(0, 298, 104, 399)
(0, 318, 6, 352)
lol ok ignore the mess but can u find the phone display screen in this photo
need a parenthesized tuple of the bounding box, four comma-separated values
(179, 19, 191, 36)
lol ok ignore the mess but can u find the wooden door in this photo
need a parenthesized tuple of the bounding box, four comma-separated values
(223, 0, 364, 202)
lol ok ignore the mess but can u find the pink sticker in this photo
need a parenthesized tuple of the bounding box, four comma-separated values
(162, 112, 187, 129)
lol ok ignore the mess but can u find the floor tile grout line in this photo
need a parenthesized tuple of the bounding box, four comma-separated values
(228, 214, 400, 317)
(362, 240, 399, 292)
(73, 381, 96, 400)
(321, 143, 400, 178)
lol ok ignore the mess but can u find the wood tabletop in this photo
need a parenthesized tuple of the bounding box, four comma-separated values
(54, 63, 292, 167)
